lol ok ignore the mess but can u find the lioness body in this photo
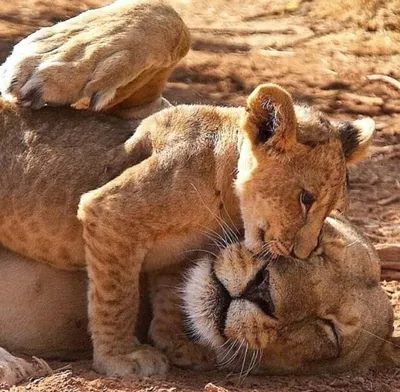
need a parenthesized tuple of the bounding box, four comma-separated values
(0, 102, 136, 268)
(0, 246, 89, 358)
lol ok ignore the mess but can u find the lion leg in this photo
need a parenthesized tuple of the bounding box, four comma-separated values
(0, 0, 190, 117)
(83, 241, 168, 377)
(77, 160, 169, 377)
(148, 265, 215, 370)
(77, 152, 216, 376)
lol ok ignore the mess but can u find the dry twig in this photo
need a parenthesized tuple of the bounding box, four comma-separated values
(366, 74, 400, 91)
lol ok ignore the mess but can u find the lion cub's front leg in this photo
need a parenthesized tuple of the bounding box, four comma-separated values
(79, 180, 169, 376)
(0, 0, 190, 114)
(77, 153, 216, 376)
(84, 239, 169, 376)
(148, 267, 215, 371)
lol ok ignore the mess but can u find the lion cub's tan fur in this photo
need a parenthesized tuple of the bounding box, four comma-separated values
(0, 0, 376, 378)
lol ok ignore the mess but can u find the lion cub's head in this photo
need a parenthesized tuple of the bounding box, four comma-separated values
(183, 214, 394, 374)
(236, 84, 375, 259)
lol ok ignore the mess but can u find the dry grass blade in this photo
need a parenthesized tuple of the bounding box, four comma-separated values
(366, 74, 400, 91)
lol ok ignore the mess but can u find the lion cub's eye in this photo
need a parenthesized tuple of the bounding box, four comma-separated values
(300, 190, 315, 212)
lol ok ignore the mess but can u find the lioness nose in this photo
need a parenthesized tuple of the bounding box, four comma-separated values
(242, 269, 275, 318)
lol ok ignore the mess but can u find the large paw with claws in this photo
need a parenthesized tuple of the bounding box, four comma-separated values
(0, 0, 190, 110)
(0, 348, 52, 387)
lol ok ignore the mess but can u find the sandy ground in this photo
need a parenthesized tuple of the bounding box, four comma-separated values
(0, 0, 399, 390)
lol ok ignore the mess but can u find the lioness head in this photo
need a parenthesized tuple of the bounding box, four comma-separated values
(236, 84, 375, 259)
(183, 214, 394, 374)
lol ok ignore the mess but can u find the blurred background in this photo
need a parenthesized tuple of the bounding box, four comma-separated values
(0, 0, 399, 327)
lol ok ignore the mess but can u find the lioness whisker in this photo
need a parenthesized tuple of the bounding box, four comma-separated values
(220, 339, 244, 369)
(361, 328, 400, 367)
(345, 239, 360, 248)
(361, 328, 400, 350)
(238, 342, 249, 383)
(219, 338, 234, 350)
(244, 350, 256, 379)
(217, 340, 239, 366)
(253, 349, 263, 374)
(259, 242, 277, 263)
(244, 349, 259, 378)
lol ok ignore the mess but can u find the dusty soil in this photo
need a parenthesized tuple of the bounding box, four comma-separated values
(0, 0, 399, 391)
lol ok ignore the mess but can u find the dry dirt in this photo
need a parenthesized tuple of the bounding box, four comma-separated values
(0, 0, 399, 391)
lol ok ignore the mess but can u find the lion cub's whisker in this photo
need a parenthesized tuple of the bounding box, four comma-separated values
(191, 183, 239, 245)
(179, 248, 220, 259)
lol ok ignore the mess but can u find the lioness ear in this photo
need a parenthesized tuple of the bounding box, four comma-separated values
(338, 117, 376, 163)
(241, 83, 297, 150)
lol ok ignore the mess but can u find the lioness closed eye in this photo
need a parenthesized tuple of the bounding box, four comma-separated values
(0, 0, 375, 377)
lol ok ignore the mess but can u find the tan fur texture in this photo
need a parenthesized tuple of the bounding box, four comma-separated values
(0, 0, 376, 379)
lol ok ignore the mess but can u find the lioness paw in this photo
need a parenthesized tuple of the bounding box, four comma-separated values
(0, 20, 145, 110)
(0, 348, 52, 387)
(164, 340, 215, 371)
(0, 0, 190, 111)
(94, 345, 169, 377)
(149, 318, 215, 371)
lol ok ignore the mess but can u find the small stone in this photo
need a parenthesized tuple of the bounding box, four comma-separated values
(352, 376, 365, 384)
(204, 382, 229, 392)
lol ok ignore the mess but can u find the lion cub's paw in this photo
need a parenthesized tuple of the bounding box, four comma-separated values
(94, 345, 169, 377)
(164, 340, 215, 371)
(0, 348, 52, 387)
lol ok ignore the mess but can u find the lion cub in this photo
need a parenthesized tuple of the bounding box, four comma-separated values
(0, 0, 375, 377)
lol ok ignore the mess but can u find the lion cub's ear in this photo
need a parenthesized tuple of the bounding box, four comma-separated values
(241, 83, 297, 150)
(337, 117, 376, 163)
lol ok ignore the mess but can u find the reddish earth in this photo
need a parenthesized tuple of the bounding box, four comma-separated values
(0, 0, 399, 391)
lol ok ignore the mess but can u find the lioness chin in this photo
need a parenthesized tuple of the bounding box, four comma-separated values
(0, 0, 377, 379)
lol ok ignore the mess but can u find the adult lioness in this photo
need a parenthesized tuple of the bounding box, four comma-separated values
(0, 0, 375, 378)
(0, 216, 397, 386)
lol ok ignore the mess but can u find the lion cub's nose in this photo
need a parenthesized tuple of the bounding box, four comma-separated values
(242, 269, 275, 318)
